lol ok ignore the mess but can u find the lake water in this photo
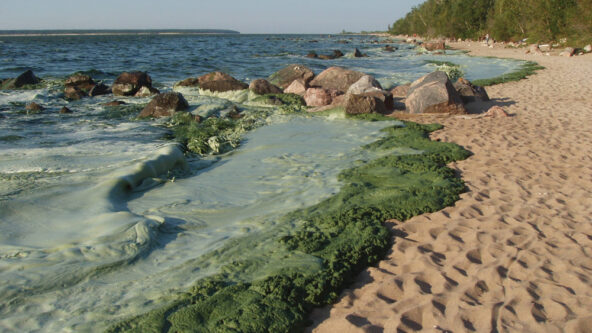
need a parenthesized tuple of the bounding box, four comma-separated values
(0, 33, 522, 332)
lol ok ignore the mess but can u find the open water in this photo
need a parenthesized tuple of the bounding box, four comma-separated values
(0, 33, 523, 332)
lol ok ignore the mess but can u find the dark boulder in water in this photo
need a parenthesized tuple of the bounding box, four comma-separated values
(25, 102, 44, 112)
(112, 71, 154, 96)
(139, 92, 189, 118)
(197, 72, 248, 93)
(268, 64, 315, 89)
(306, 51, 318, 58)
(453, 77, 489, 103)
(64, 85, 86, 100)
(384, 45, 397, 52)
(59, 106, 72, 114)
(65, 74, 95, 91)
(309, 66, 365, 94)
(103, 100, 126, 106)
(353, 48, 366, 57)
(249, 79, 282, 95)
(1, 70, 41, 89)
(318, 50, 344, 60)
(405, 71, 466, 114)
(88, 82, 111, 96)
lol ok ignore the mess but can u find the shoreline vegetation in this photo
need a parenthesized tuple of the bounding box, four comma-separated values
(387, 0, 592, 47)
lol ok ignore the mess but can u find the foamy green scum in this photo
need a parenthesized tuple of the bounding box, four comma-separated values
(107, 101, 470, 332)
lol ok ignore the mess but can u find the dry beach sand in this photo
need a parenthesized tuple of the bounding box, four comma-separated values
(308, 42, 592, 332)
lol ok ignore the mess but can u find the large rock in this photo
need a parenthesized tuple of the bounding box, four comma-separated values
(391, 84, 410, 98)
(405, 71, 466, 114)
(268, 64, 315, 89)
(309, 67, 365, 93)
(249, 79, 282, 95)
(139, 92, 189, 118)
(303, 88, 333, 107)
(198, 72, 248, 92)
(64, 86, 86, 100)
(345, 94, 387, 115)
(346, 75, 383, 95)
(453, 77, 489, 103)
(1, 70, 41, 89)
(424, 41, 446, 51)
(584, 45, 592, 53)
(112, 71, 154, 96)
(89, 83, 111, 96)
(284, 79, 307, 96)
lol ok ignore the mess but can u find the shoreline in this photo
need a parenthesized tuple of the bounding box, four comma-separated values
(309, 41, 592, 332)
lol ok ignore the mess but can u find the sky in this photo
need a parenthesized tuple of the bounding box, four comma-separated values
(0, 0, 425, 34)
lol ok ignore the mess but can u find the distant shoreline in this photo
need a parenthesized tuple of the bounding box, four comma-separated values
(0, 29, 240, 37)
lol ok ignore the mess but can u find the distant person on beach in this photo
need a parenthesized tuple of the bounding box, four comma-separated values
(485, 33, 490, 45)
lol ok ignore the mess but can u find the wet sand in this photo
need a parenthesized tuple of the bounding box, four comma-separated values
(308, 42, 592, 332)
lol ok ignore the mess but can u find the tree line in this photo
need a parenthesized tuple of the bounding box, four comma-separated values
(389, 0, 592, 46)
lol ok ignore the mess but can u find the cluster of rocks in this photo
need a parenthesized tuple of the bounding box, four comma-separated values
(1, 70, 40, 89)
(4, 62, 491, 119)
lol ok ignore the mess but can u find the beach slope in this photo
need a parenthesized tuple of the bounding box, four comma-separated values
(308, 42, 592, 332)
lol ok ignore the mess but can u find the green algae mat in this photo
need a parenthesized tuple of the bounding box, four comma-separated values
(108, 115, 470, 333)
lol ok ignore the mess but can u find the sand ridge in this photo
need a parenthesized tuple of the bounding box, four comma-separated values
(308, 43, 592, 332)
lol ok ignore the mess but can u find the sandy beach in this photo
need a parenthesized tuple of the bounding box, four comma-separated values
(308, 42, 592, 332)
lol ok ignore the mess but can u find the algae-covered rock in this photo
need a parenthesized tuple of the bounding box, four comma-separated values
(268, 64, 315, 89)
(139, 92, 189, 118)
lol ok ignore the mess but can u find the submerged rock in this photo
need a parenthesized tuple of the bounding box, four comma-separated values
(103, 100, 126, 106)
(318, 50, 344, 60)
(59, 106, 72, 114)
(1, 70, 41, 89)
(25, 102, 44, 112)
(384, 45, 396, 52)
(453, 77, 489, 103)
(198, 72, 248, 93)
(306, 51, 318, 58)
(268, 64, 315, 89)
(309, 66, 365, 94)
(353, 48, 365, 57)
(405, 71, 466, 114)
(139, 92, 189, 118)
(112, 71, 154, 96)
(249, 79, 283, 95)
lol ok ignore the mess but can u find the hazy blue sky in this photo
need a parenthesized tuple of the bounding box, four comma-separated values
(0, 0, 424, 33)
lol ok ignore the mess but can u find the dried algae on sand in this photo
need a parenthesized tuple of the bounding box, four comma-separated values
(107, 116, 471, 333)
